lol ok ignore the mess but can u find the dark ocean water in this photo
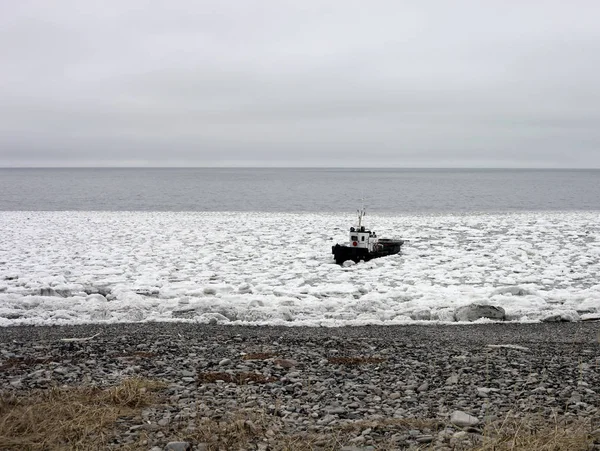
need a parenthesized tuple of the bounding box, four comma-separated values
(0, 168, 599, 212)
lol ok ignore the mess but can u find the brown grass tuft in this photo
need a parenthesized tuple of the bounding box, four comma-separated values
(474, 414, 596, 451)
(328, 356, 387, 365)
(184, 410, 272, 450)
(0, 378, 165, 450)
(197, 371, 278, 385)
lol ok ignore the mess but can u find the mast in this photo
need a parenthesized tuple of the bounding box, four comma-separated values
(358, 194, 366, 228)
(357, 208, 365, 228)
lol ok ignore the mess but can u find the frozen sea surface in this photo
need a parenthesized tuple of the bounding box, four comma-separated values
(1, 211, 599, 326)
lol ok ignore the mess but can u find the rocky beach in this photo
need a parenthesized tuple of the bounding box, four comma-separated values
(1, 322, 599, 450)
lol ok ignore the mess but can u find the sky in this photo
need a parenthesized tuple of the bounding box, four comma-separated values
(1, 1, 599, 168)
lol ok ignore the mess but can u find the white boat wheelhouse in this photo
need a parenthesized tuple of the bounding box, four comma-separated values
(348, 209, 379, 252)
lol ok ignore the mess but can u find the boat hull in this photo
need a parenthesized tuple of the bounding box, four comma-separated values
(332, 239, 404, 265)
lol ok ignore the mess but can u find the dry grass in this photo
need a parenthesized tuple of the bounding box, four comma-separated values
(182, 413, 444, 450)
(0, 378, 165, 451)
(327, 356, 387, 365)
(183, 409, 273, 450)
(197, 371, 278, 385)
(1, 376, 597, 451)
(182, 409, 347, 451)
(473, 414, 597, 451)
(181, 413, 598, 451)
(340, 417, 444, 432)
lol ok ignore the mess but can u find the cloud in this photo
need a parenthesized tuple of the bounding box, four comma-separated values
(0, 0, 599, 167)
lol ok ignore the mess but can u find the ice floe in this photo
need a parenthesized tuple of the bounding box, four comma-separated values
(0, 211, 599, 326)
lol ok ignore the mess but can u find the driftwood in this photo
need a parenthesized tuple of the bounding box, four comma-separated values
(59, 332, 101, 342)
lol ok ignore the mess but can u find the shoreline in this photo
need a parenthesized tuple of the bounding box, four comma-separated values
(1, 322, 599, 449)
(1, 320, 598, 343)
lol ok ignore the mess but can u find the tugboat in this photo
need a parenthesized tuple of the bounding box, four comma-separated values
(332, 209, 404, 265)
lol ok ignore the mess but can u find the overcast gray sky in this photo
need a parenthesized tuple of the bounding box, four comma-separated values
(1, 0, 599, 167)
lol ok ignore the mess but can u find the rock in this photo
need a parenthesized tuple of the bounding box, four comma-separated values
(342, 260, 356, 267)
(454, 304, 505, 322)
(274, 358, 298, 368)
(198, 312, 230, 324)
(453, 431, 469, 439)
(218, 358, 232, 366)
(172, 308, 197, 319)
(411, 309, 431, 321)
(477, 387, 494, 397)
(165, 442, 192, 451)
(450, 410, 480, 427)
(445, 374, 459, 385)
(542, 312, 579, 322)
(157, 417, 170, 426)
(326, 406, 346, 415)
(581, 313, 600, 321)
(53, 367, 68, 375)
(416, 435, 434, 443)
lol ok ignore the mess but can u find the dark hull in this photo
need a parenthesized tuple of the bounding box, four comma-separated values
(332, 239, 404, 265)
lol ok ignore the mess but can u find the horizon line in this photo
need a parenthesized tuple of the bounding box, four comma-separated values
(1, 166, 600, 170)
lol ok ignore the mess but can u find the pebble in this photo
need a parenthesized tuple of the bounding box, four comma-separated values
(451, 410, 480, 427)
(0, 323, 598, 450)
(164, 442, 192, 451)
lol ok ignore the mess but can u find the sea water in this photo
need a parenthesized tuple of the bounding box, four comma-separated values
(1, 168, 599, 212)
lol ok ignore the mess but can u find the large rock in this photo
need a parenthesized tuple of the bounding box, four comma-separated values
(581, 313, 600, 322)
(450, 410, 480, 427)
(541, 312, 579, 322)
(410, 309, 431, 321)
(454, 304, 505, 322)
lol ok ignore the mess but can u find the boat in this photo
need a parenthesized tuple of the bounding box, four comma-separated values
(332, 209, 404, 265)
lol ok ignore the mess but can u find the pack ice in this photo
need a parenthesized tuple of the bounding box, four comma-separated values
(0, 211, 599, 326)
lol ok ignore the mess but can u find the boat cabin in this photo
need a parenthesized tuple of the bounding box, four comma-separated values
(349, 226, 376, 249)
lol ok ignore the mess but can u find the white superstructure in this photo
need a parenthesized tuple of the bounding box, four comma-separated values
(348, 209, 379, 252)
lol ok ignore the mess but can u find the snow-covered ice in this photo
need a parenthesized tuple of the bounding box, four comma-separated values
(0, 211, 599, 326)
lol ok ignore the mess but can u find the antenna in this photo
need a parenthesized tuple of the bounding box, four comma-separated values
(357, 207, 365, 228)
(356, 188, 367, 228)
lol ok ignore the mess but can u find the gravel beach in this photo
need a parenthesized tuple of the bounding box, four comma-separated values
(1, 322, 599, 450)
